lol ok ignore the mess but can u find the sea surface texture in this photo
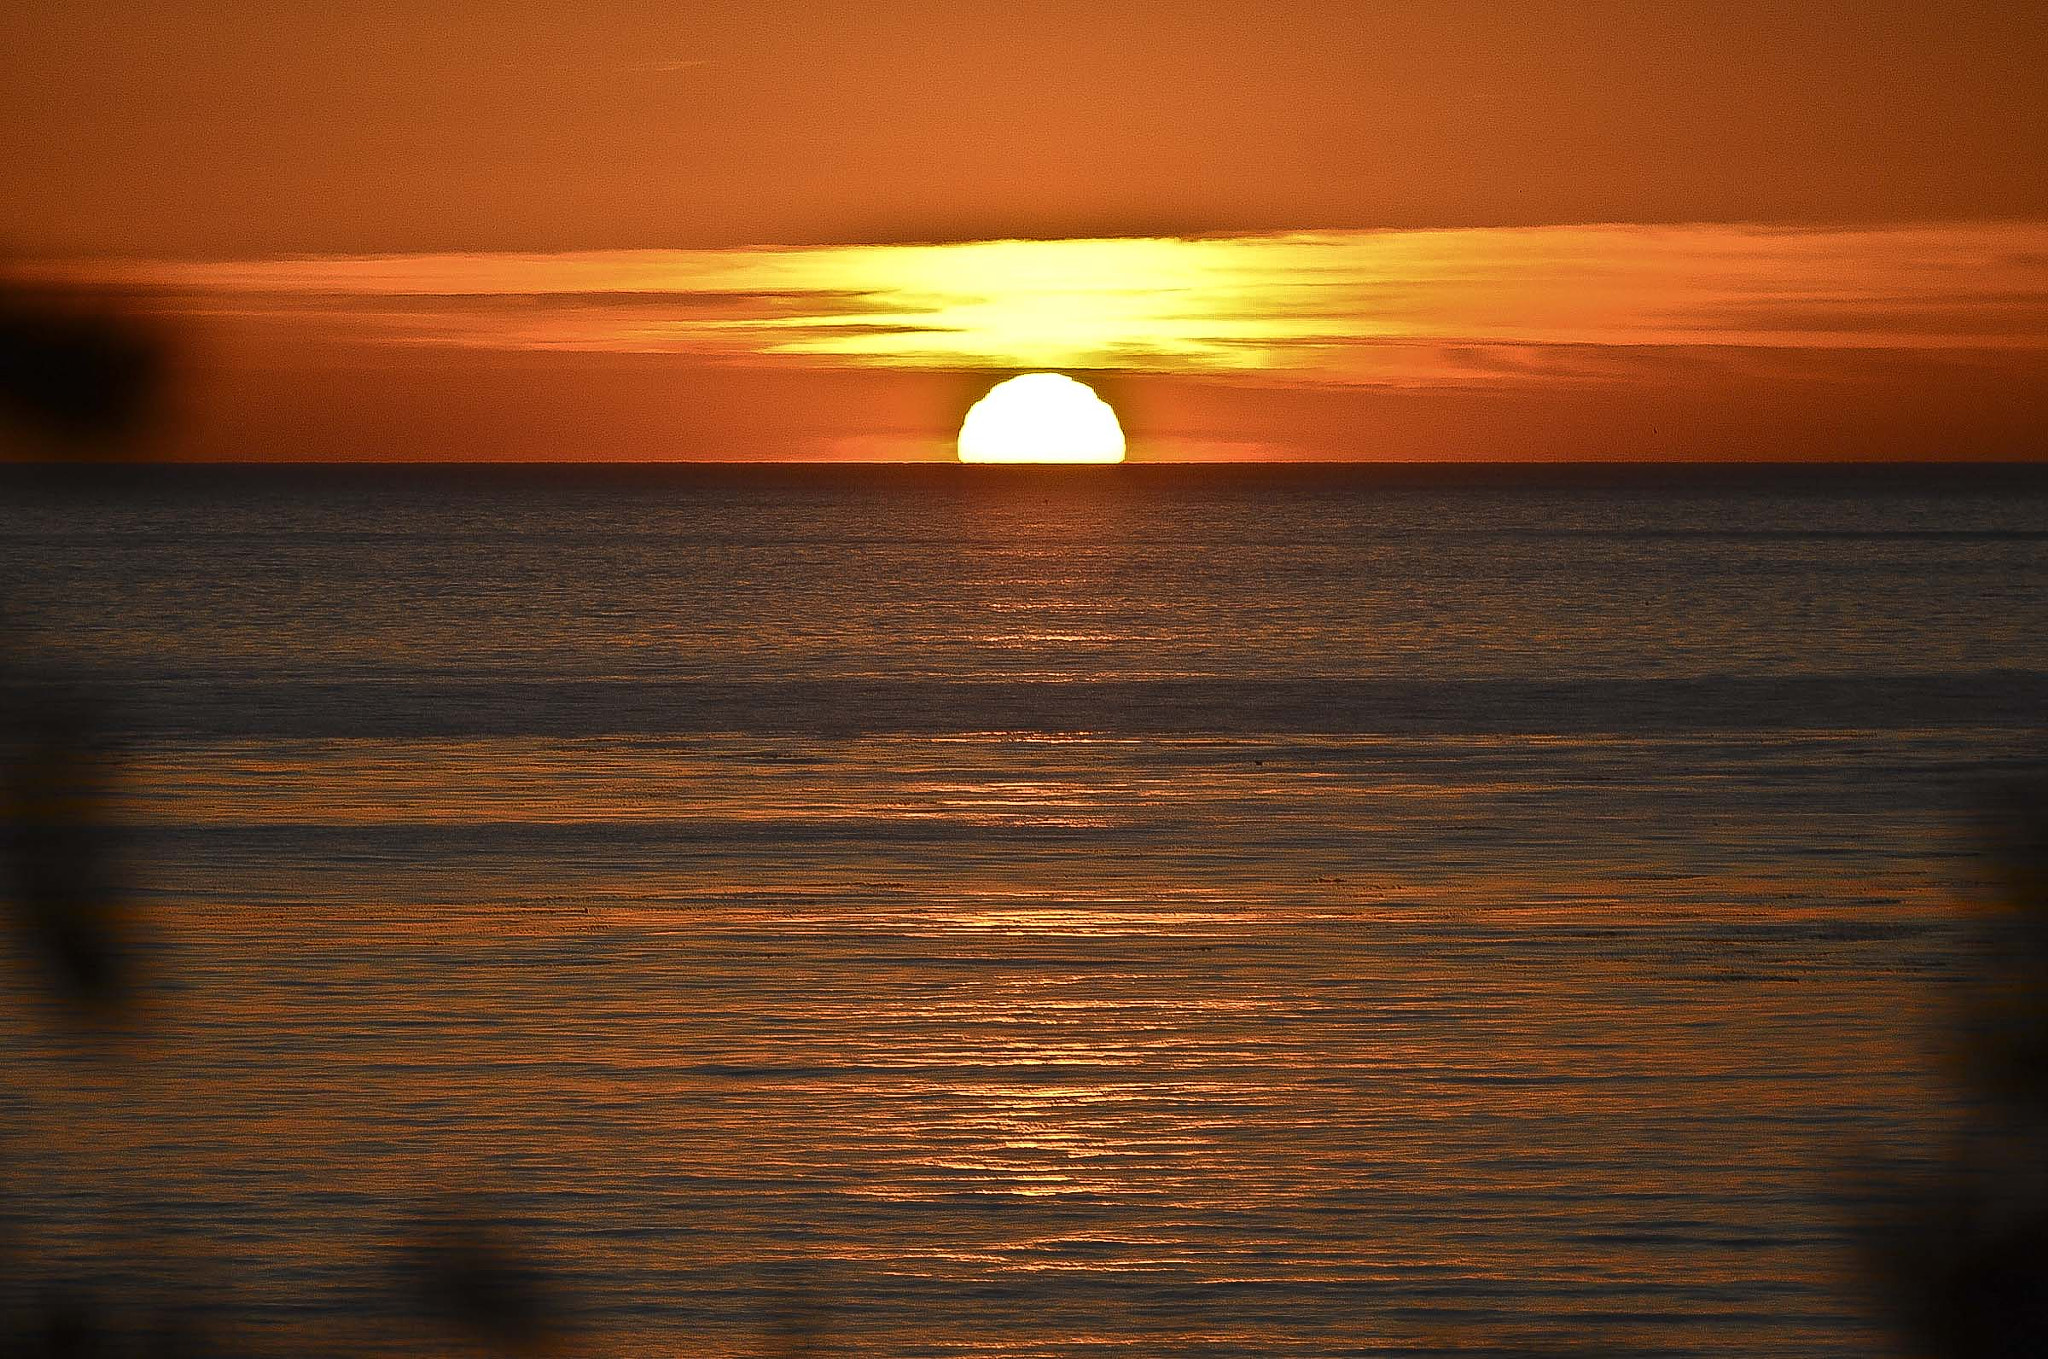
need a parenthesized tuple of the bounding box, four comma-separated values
(2, 464, 2045, 1356)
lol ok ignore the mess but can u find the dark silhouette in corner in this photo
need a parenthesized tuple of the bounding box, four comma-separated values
(1856, 781, 2048, 1358)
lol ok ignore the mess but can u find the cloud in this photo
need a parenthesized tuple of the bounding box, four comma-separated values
(33, 223, 2048, 388)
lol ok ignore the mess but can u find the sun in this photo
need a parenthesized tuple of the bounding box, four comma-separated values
(957, 373, 1126, 464)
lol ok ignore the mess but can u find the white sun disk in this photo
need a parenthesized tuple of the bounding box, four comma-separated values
(957, 374, 1126, 464)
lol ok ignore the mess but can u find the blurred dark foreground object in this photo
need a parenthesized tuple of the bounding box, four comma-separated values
(404, 1208, 575, 1357)
(0, 682, 136, 1027)
(0, 285, 167, 451)
(0, 1270, 238, 1359)
(0, 282, 602, 1357)
(0, 273, 168, 1020)
(1860, 780, 2048, 1358)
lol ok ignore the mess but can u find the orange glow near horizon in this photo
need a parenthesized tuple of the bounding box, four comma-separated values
(6, 3, 2048, 463)
(44, 221, 2048, 380)
(15, 221, 2048, 462)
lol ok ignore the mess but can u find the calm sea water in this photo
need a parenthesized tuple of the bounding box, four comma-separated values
(2, 464, 2046, 1356)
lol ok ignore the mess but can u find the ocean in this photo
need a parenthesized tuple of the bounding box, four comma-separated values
(2, 463, 2045, 1356)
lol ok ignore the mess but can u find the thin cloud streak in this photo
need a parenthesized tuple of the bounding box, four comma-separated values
(42, 222, 2048, 389)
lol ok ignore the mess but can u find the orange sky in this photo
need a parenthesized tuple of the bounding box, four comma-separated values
(4, 1, 2046, 460)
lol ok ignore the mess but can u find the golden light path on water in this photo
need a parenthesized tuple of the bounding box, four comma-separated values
(5, 375, 2045, 1355)
(9, 727, 1973, 1355)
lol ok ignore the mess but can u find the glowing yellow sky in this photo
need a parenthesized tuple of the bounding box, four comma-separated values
(63, 222, 2048, 388)
(16, 221, 2048, 461)
(8, 1, 2044, 463)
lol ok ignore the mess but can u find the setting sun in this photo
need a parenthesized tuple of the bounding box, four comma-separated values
(957, 373, 1127, 463)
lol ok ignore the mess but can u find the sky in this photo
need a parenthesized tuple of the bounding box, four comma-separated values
(4, 0, 2046, 461)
